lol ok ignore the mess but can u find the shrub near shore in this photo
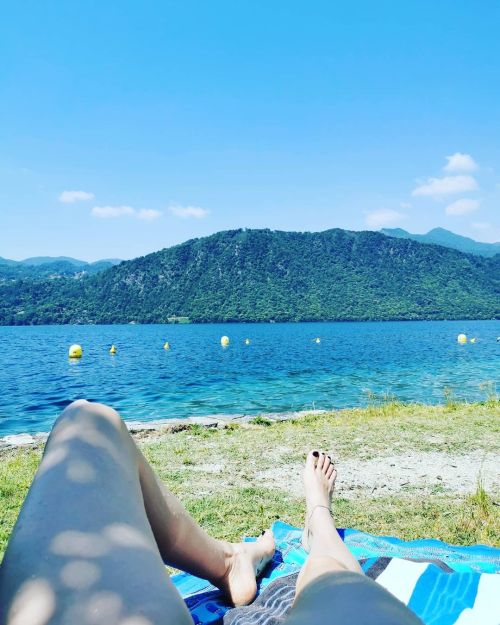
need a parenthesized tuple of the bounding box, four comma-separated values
(1, 401, 499, 561)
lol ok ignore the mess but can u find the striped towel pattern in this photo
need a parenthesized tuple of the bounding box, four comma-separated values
(171, 522, 500, 625)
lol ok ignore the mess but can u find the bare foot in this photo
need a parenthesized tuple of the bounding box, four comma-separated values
(302, 450, 337, 552)
(216, 530, 275, 606)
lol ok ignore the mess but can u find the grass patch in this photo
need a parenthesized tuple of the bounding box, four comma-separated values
(1, 401, 499, 562)
(0, 448, 42, 558)
(249, 415, 273, 426)
(181, 488, 499, 547)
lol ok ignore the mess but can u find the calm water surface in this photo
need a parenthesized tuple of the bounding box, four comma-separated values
(0, 321, 498, 436)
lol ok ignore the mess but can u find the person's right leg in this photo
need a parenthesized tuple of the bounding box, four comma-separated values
(284, 451, 422, 625)
(295, 451, 361, 596)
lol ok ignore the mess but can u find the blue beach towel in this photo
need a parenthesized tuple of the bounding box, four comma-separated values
(171, 521, 500, 625)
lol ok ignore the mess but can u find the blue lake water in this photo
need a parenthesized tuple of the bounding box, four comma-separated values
(0, 320, 498, 437)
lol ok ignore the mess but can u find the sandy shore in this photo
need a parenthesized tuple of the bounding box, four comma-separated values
(255, 450, 498, 499)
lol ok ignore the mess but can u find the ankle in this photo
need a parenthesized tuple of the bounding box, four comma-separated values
(309, 505, 334, 528)
(309, 507, 337, 540)
(207, 540, 235, 587)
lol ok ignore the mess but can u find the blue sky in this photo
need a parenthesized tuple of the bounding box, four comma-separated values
(1, 1, 499, 261)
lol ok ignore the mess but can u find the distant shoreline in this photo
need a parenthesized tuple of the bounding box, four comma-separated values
(1, 317, 500, 328)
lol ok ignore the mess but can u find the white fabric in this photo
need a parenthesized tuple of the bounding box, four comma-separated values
(375, 558, 428, 605)
(454, 573, 500, 625)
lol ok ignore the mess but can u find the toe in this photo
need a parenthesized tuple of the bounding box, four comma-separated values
(256, 529, 275, 556)
(328, 468, 338, 487)
(306, 450, 319, 468)
(258, 529, 275, 552)
(326, 463, 335, 479)
(316, 452, 326, 470)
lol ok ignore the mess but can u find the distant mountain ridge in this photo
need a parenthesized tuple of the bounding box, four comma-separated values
(17, 256, 123, 267)
(0, 256, 122, 282)
(0, 228, 498, 325)
(380, 227, 500, 257)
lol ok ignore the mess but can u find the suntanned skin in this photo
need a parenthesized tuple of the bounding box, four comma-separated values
(0, 400, 275, 625)
(295, 450, 363, 599)
(0, 400, 363, 625)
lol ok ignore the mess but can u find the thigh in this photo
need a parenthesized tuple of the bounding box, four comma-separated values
(285, 571, 422, 625)
(0, 400, 191, 625)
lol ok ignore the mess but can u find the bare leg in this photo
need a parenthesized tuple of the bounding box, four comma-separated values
(295, 451, 362, 598)
(135, 418, 274, 605)
(0, 400, 274, 625)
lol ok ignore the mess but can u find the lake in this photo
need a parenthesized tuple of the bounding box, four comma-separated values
(0, 320, 498, 437)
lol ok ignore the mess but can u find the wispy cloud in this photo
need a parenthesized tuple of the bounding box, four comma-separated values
(91, 205, 135, 218)
(91, 205, 162, 220)
(444, 152, 478, 172)
(365, 209, 405, 229)
(59, 190, 95, 203)
(445, 198, 480, 216)
(412, 175, 478, 198)
(169, 204, 209, 219)
(137, 208, 162, 220)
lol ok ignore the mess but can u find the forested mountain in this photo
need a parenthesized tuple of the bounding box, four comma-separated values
(0, 228, 498, 325)
(0, 256, 122, 283)
(380, 227, 500, 257)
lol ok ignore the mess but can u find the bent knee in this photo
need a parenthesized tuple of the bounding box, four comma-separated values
(53, 400, 125, 439)
(65, 398, 89, 411)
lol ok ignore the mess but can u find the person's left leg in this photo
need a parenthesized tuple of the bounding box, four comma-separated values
(133, 408, 275, 605)
(0, 400, 274, 625)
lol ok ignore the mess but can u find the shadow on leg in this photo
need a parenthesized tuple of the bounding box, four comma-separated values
(0, 399, 192, 625)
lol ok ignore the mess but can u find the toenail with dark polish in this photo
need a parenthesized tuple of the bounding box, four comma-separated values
(261, 530, 266, 535)
(312, 451, 319, 457)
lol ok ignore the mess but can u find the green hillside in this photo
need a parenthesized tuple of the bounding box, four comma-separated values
(0, 229, 498, 325)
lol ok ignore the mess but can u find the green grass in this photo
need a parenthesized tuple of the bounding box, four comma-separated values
(1, 401, 499, 561)
(0, 448, 42, 559)
(181, 484, 499, 547)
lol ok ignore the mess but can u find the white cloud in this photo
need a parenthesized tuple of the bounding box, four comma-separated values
(444, 152, 478, 172)
(137, 208, 162, 220)
(445, 198, 480, 216)
(59, 190, 95, 203)
(169, 204, 209, 219)
(412, 175, 478, 198)
(365, 209, 405, 229)
(91, 205, 135, 218)
(91, 205, 162, 220)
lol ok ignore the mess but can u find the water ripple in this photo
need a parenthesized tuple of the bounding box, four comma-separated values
(0, 320, 498, 436)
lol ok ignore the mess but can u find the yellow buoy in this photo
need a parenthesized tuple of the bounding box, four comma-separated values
(315, 337, 321, 344)
(221, 335, 230, 347)
(109, 345, 117, 354)
(68, 344, 83, 358)
(457, 334, 467, 344)
(470, 338, 477, 344)
(163, 342, 170, 350)
(245, 338, 250, 345)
